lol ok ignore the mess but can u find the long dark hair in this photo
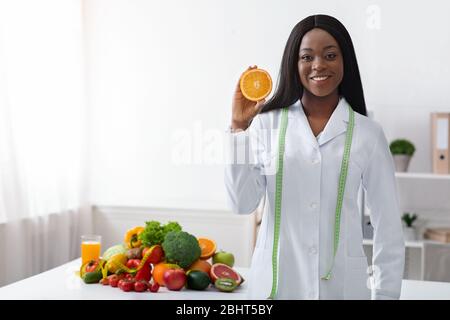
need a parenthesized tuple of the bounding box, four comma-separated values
(262, 14, 367, 116)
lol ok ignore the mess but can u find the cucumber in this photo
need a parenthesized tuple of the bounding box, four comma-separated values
(83, 271, 102, 284)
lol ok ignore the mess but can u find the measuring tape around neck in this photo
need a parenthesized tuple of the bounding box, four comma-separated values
(268, 105, 355, 299)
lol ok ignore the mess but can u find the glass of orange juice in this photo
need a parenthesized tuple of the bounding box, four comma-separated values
(81, 235, 101, 265)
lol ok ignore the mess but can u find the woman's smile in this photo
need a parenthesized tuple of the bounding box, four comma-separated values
(310, 75, 332, 83)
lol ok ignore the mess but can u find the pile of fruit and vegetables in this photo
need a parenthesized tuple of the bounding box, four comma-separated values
(79, 221, 243, 294)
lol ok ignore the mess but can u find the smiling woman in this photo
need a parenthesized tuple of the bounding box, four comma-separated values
(226, 14, 405, 300)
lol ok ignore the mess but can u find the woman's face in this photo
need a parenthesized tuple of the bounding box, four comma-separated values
(298, 28, 344, 98)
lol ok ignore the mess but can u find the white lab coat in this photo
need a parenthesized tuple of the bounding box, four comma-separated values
(224, 97, 405, 300)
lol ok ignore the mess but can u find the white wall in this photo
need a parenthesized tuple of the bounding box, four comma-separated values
(85, 0, 450, 210)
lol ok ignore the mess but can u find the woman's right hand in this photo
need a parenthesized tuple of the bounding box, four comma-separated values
(231, 65, 266, 131)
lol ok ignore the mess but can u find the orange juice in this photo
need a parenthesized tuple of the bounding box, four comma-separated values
(81, 235, 101, 265)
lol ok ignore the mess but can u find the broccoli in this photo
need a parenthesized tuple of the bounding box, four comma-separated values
(139, 221, 182, 247)
(162, 231, 201, 268)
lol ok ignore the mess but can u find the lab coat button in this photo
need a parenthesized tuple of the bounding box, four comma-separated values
(310, 202, 317, 209)
(309, 246, 317, 255)
(311, 158, 320, 164)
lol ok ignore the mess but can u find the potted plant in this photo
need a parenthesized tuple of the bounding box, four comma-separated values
(389, 139, 416, 172)
(402, 212, 418, 241)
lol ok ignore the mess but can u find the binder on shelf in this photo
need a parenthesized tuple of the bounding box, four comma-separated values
(431, 112, 450, 174)
(424, 228, 450, 243)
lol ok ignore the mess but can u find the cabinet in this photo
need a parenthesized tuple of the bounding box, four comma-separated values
(363, 238, 439, 280)
(362, 172, 450, 281)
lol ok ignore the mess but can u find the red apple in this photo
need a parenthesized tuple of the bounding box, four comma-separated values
(163, 269, 186, 291)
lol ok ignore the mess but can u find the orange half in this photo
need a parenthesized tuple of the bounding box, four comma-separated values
(198, 238, 217, 260)
(240, 68, 272, 102)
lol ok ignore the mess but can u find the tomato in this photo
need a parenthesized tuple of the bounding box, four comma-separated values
(110, 278, 119, 287)
(124, 273, 133, 280)
(125, 259, 141, 269)
(149, 282, 160, 293)
(118, 279, 134, 292)
(134, 280, 148, 292)
(85, 259, 99, 273)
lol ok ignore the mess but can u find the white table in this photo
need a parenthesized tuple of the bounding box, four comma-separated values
(1, 259, 450, 299)
(0, 259, 248, 300)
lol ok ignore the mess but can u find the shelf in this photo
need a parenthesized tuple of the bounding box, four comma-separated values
(363, 238, 423, 248)
(395, 172, 450, 180)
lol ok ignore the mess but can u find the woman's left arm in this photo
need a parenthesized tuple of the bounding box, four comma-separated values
(362, 127, 405, 300)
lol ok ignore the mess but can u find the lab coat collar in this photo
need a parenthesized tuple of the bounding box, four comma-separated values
(288, 97, 350, 148)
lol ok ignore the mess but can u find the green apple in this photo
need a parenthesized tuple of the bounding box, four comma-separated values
(213, 250, 235, 267)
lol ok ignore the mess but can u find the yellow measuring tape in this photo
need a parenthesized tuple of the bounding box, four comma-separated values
(78, 245, 157, 279)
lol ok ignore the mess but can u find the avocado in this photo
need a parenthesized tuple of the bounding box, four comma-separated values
(186, 271, 211, 290)
(83, 271, 102, 284)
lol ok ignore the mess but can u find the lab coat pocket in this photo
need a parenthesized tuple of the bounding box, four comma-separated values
(344, 256, 371, 300)
(247, 248, 273, 299)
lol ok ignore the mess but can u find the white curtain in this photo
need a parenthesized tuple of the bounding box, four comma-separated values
(0, 0, 92, 286)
